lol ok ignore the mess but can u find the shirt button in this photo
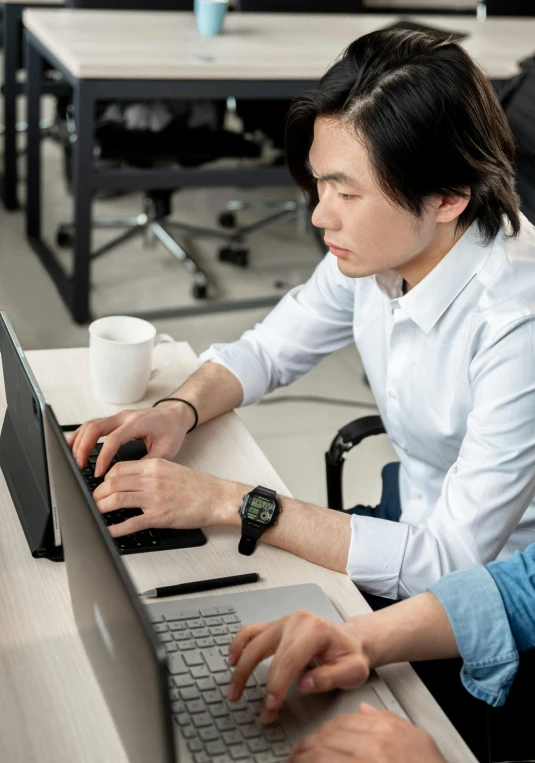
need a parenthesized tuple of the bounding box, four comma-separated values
(413, 490, 423, 500)
(388, 390, 397, 400)
(399, 443, 409, 453)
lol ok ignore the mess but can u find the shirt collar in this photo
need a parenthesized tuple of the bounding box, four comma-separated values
(374, 223, 493, 333)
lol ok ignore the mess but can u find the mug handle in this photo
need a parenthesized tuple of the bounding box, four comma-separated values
(150, 333, 178, 381)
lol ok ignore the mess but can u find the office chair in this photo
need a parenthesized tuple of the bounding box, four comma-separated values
(57, 0, 302, 299)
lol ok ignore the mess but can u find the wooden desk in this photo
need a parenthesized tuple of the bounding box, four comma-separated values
(0, 0, 63, 212)
(23, 9, 535, 324)
(0, 345, 476, 763)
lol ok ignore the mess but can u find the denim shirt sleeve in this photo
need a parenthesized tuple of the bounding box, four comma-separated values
(429, 565, 519, 707)
(486, 545, 535, 654)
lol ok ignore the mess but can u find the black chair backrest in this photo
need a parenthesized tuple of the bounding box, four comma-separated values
(68, 0, 192, 9)
(237, 0, 362, 12)
(485, 0, 534, 15)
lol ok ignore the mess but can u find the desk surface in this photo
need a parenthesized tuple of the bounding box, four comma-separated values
(0, 346, 476, 763)
(23, 9, 535, 81)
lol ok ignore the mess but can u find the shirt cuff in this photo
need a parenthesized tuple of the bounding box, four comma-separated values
(430, 565, 519, 707)
(346, 515, 409, 600)
(197, 343, 267, 406)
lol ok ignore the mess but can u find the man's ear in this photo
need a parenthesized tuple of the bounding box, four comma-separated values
(434, 188, 471, 224)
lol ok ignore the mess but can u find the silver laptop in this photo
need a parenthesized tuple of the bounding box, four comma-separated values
(45, 403, 406, 763)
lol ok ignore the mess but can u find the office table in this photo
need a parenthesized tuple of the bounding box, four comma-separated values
(0, 0, 63, 211)
(0, 344, 476, 763)
(23, 10, 535, 324)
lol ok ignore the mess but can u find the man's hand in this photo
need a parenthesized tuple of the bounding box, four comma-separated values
(227, 611, 372, 724)
(69, 403, 195, 476)
(290, 704, 445, 762)
(92, 458, 243, 537)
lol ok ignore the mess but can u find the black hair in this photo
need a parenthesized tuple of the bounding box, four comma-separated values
(286, 29, 520, 244)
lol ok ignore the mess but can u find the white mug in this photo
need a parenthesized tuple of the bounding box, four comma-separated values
(89, 316, 177, 404)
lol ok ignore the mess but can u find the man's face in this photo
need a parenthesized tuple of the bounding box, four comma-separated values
(309, 117, 445, 280)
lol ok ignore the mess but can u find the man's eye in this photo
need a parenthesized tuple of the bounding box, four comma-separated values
(339, 193, 355, 201)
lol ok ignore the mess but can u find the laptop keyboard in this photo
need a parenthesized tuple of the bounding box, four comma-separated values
(81, 448, 162, 551)
(151, 606, 293, 763)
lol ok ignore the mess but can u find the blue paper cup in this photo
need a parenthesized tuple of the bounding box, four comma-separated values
(195, 0, 228, 37)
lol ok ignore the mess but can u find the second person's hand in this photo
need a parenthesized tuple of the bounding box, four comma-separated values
(69, 401, 195, 476)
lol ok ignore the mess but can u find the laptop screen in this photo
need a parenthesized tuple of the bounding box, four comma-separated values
(44, 404, 175, 763)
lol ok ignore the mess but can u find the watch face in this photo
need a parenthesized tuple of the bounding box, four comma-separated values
(245, 495, 276, 524)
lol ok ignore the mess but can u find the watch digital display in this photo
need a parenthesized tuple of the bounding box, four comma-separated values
(246, 495, 275, 524)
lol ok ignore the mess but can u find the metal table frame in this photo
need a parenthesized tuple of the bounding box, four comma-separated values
(25, 27, 317, 324)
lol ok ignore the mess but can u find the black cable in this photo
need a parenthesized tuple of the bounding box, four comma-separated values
(257, 395, 377, 410)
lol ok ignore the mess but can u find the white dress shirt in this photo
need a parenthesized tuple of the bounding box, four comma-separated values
(198, 216, 535, 599)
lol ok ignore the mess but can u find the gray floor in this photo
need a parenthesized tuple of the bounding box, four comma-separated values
(0, 111, 396, 509)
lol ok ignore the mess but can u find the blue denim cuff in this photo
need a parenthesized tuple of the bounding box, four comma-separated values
(487, 548, 535, 653)
(429, 565, 519, 707)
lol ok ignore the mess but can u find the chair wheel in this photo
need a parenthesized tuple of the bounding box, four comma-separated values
(192, 283, 208, 300)
(218, 211, 236, 228)
(56, 228, 73, 248)
(218, 246, 249, 268)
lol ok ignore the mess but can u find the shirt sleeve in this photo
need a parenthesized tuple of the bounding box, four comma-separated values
(429, 565, 519, 707)
(348, 316, 535, 599)
(197, 253, 356, 406)
(486, 544, 535, 653)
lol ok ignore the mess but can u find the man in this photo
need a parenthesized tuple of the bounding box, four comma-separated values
(71, 28, 535, 600)
(225, 541, 535, 762)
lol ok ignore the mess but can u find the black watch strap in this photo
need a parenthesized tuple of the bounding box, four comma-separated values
(239, 486, 278, 556)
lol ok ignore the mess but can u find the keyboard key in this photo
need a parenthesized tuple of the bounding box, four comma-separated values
(206, 740, 227, 756)
(187, 738, 204, 753)
(192, 712, 212, 728)
(174, 674, 194, 689)
(193, 754, 211, 763)
(215, 670, 232, 686)
(241, 723, 262, 739)
(203, 689, 222, 704)
(169, 689, 180, 701)
(174, 631, 193, 642)
(191, 664, 210, 679)
(169, 622, 187, 632)
(203, 649, 227, 673)
(229, 743, 249, 759)
(204, 616, 224, 627)
(215, 635, 233, 646)
(200, 607, 219, 617)
(228, 624, 241, 634)
(171, 700, 185, 713)
(184, 651, 205, 667)
(199, 725, 219, 742)
(216, 606, 236, 615)
(247, 737, 269, 753)
(223, 614, 240, 624)
(167, 653, 188, 675)
(196, 637, 216, 649)
(191, 627, 210, 639)
(245, 676, 256, 689)
(197, 677, 216, 692)
(234, 709, 254, 725)
(149, 613, 164, 623)
(186, 619, 204, 629)
(209, 625, 228, 637)
(212, 756, 232, 763)
(264, 727, 286, 742)
(209, 702, 229, 718)
(226, 697, 247, 711)
(178, 640, 196, 651)
(219, 647, 229, 657)
(249, 700, 263, 715)
(174, 712, 189, 726)
(153, 623, 168, 633)
(180, 686, 201, 701)
(159, 633, 173, 643)
(223, 729, 242, 745)
(186, 699, 206, 714)
(256, 753, 279, 763)
(168, 609, 201, 621)
(244, 687, 264, 702)
(273, 741, 292, 756)
(182, 724, 197, 739)
(215, 717, 235, 731)
(165, 643, 178, 653)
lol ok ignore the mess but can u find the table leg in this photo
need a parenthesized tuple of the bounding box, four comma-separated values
(70, 82, 94, 324)
(2, 5, 22, 211)
(26, 34, 42, 240)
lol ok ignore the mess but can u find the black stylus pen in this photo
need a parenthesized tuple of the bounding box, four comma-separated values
(141, 572, 260, 599)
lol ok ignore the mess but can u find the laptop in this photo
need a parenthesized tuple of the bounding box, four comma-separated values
(45, 404, 408, 763)
(0, 312, 206, 561)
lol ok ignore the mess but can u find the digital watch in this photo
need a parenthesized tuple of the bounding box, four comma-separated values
(238, 485, 281, 556)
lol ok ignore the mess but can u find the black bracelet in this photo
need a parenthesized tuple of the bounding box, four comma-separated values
(153, 398, 198, 433)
